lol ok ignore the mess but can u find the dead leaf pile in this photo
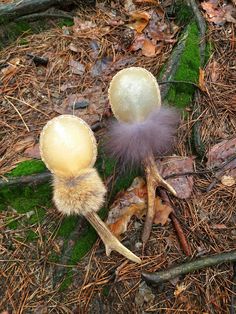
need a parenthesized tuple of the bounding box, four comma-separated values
(128, 9, 178, 57)
(201, 1, 236, 25)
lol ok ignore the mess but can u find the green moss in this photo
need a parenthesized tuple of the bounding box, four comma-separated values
(102, 286, 110, 297)
(26, 230, 38, 241)
(9, 160, 46, 177)
(174, 1, 193, 25)
(70, 226, 97, 264)
(58, 19, 74, 28)
(205, 41, 213, 65)
(59, 271, 73, 292)
(0, 183, 51, 231)
(58, 216, 80, 238)
(8, 21, 31, 35)
(166, 22, 200, 108)
(18, 38, 29, 46)
(6, 219, 19, 230)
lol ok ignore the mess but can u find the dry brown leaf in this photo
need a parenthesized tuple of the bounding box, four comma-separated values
(153, 196, 173, 225)
(129, 33, 146, 51)
(201, 1, 236, 25)
(159, 156, 195, 199)
(198, 68, 207, 92)
(69, 60, 85, 75)
(128, 11, 150, 33)
(206, 138, 236, 168)
(142, 39, 156, 57)
(207, 60, 220, 82)
(107, 177, 147, 238)
(23, 143, 40, 159)
(13, 136, 35, 154)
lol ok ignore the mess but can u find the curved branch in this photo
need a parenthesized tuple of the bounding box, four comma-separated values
(142, 250, 236, 285)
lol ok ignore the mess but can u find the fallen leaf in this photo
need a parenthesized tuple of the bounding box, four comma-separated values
(13, 136, 35, 154)
(69, 60, 85, 75)
(128, 11, 151, 33)
(90, 56, 112, 77)
(107, 177, 147, 238)
(23, 143, 40, 159)
(207, 60, 220, 82)
(206, 138, 236, 168)
(198, 68, 207, 92)
(159, 156, 195, 199)
(221, 175, 235, 186)
(201, 1, 236, 25)
(142, 39, 156, 57)
(174, 283, 189, 297)
(153, 196, 173, 225)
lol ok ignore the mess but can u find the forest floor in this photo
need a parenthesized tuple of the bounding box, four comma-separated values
(0, 0, 236, 313)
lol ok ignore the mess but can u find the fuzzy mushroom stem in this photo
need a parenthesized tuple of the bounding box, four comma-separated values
(142, 154, 176, 243)
(85, 211, 141, 264)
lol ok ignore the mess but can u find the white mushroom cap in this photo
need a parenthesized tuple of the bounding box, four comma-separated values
(40, 115, 97, 177)
(108, 67, 161, 123)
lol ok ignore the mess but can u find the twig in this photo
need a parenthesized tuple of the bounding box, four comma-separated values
(0, 172, 51, 187)
(4, 96, 30, 132)
(170, 212, 192, 256)
(160, 190, 191, 256)
(16, 11, 74, 22)
(142, 250, 236, 285)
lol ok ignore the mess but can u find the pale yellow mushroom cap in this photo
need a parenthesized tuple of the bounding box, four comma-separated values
(40, 115, 97, 177)
(108, 67, 161, 123)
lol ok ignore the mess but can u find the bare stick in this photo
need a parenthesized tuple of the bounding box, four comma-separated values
(0, 171, 51, 187)
(160, 190, 191, 256)
(142, 250, 236, 285)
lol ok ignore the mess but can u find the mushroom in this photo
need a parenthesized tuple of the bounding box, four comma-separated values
(107, 67, 180, 243)
(40, 114, 141, 264)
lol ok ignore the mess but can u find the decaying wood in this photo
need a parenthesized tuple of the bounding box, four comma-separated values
(142, 250, 236, 285)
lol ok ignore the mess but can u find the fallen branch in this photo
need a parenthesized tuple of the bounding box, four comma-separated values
(160, 190, 191, 256)
(0, 171, 51, 187)
(142, 250, 236, 285)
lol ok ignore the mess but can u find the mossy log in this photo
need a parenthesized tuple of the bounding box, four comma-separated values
(0, 0, 94, 24)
